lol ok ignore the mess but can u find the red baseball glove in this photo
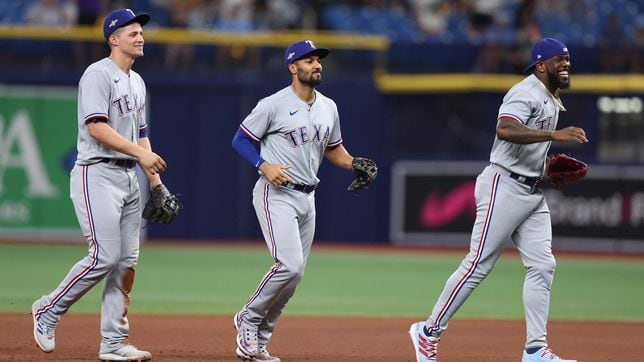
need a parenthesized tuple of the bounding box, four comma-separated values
(546, 154, 588, 189)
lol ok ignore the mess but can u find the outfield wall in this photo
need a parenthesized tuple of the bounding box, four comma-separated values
(1, 75, 642, 251)
(391, 161, 644, 253)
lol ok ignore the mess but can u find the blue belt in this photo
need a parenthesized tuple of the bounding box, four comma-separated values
(284, 182, 317, 194)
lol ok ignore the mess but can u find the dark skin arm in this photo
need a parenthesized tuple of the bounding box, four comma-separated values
(496, 117, 589, 144)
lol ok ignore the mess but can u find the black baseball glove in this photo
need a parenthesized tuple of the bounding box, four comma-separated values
(142, 184, 182, 224)
(348, 157, 378, 191)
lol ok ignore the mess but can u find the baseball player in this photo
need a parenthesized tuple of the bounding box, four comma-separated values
(31, 9, 166, 361)
(409, 38, 588, 362)
(231, 40, 376, 362)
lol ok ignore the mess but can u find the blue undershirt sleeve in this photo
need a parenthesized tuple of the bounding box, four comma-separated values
(232, 128, 265, 168)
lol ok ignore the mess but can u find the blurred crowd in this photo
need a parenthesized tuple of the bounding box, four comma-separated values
(0, 0, 642, 73)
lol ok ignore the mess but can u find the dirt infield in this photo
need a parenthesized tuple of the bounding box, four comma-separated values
(3, 314, 641, 361)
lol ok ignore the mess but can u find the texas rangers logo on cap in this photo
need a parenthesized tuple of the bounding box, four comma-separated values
(103, 8, 150, 40)
(284, 39, 330, 68)
(110, 9, 134, 28)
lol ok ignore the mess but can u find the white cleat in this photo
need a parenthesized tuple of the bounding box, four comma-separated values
(409, 321, 439, 362)
(521, 347, 577, 362)
(99, 344, 152, 361)
(234, 312, 258, 359)
(31, 298, 56, 353)
(255, 345, 281, 362)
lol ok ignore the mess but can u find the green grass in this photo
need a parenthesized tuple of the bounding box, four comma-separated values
(1, 243, 643, 321)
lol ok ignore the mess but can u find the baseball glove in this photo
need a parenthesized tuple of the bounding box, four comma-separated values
(546, 153, 588, 189)
(142, 184, 182, 224)
(348, 157, 378, 191)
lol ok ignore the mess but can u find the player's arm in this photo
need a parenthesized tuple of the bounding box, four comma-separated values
(86, 121, 166, 174)
(324, 107, 352, 170)
(138, 137, 162, 188)
(324, 144, 353, 170)
(496, 117, 588, 144)
(232, 128, 293, 186)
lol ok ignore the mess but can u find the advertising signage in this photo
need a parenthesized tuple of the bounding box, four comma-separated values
(391, 161, 644, 253)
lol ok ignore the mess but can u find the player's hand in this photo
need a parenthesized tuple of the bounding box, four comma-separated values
(259, 162, 294, 186)
(553, 126, 588, 144)
(138, 150, 167, 175)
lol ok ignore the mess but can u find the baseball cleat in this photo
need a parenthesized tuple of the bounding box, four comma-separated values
(234, 312, 258, 359)
(255, 345, 281, 362)
(521, 347, 577, 362)
(235, 347, 255, 361)
(31, 298, 56, 353)
(235, 345, 280, 362)
(98, 343, 151, 361)
(409, 321, 439, 362)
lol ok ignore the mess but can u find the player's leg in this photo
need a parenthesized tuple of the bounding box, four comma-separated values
(98, 170, 149, 360)
(423, 169, 531, 337)
(33, 165, 127, 325)
(242, 183, 306, 324)
(235, 181, 306, 357)
(512, 200, 555, 351)
(257, 192, 316, 347)
(513, 202, 575, 361)
(32, 165, 127, 352)
(411, 168, 546, 362)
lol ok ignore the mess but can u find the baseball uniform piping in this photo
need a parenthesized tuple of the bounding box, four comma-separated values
(139, 124, 148, 138)
(240, 124, 261, 142)
(244, 262, 282, 307)
(498, 113, 524, 124)
(428, 172, 500, 334)
(83, 113, 108, 124)
(35, 166, 99, 319)
(262, 184, 278, 260)
(239, 184, 282, 307)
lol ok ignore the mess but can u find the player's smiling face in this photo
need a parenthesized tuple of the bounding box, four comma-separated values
(293, 56, 323, 86)
(111, 23, 145, 58)
(542, 54, 571, 90)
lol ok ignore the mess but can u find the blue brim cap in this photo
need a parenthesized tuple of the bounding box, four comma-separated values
(523, 37, 569, 73)
(284, 40, 329, 67)
(103, 8, 150, 40)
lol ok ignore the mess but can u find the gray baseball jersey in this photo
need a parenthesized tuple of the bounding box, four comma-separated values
(490, 74, 564, 177)
(239, 86, 342, 185)
(236, 86, 342, 348)
(76, 57, 147, 165)
(33, 57, 147, 354)
(421, 74, 565, 351)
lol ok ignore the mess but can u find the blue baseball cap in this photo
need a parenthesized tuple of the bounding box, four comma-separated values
(103, 8, 150, 40)
(284, 40, 329, 68)
(523, 38, 569, 73)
